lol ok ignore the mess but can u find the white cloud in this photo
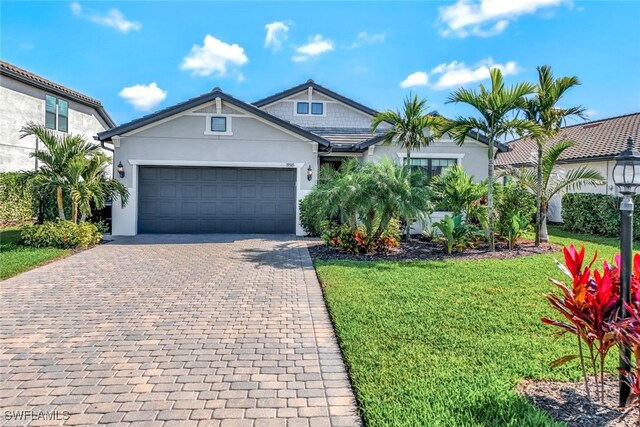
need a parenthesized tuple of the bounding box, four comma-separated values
(119, 83, 167, 111)
(237, 73, 245, 83)
(180, 35, 248, 77)
(292, 35, 334, 62)
(350, 31, 386, 48)
(584, 109, 598, 119)
(70, 2, 141, 33)
(400, 72, 429, 89)
(264, 21, 289, 51)
(429, 58, 521, 89)
(438, 0, 568, 38)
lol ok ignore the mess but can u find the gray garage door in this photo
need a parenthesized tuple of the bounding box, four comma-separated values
(138, 166, 296, 234)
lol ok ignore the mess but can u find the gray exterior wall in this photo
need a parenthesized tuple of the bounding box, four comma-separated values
(0, 76, 111, 173)
(364, 137, 490, 181)
(112, 101, 318, 236)
(260, 90, 378, 129)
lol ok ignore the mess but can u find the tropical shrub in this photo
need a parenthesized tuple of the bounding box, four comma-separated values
(430, 165, 485, 216)
(299, 192, 326, 237)
(321, 219, 401, 255)
(432, 214, 479, 254)
(20, 220, 102, 249)
(502, 210, 531, 250)
(542, 245, 640, 404)
(562, 193, 640, 239)
(0, 172, 34, 224)
(301, 159, 432, 250)
(495, 181, 536, 236)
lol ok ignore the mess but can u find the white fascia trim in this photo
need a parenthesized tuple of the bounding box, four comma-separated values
(121, 100, 316, 146)
(396, 152, 465, 165)
(127, 159, 305, 169)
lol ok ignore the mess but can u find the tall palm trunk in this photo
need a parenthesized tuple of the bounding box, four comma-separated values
(56, 186, 66, 220)
(404, 147, 412, 241)
(72, 202, 79, 224)
(487, 136, 495, 252)
(540, 198, 549, 243)
(535, 143, 543, 247)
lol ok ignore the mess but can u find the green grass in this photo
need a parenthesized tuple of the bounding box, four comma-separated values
(0, 227, 70, 280)
(315, 226, 629, 427)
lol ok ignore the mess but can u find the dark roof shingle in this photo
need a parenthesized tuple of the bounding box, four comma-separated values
(496, 112, 640, 166)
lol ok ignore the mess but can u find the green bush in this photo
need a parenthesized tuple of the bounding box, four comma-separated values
(20, 220, 102, 248)
(321, 218, 401, 255)
(562, 193, 640, 239)
(0, 172, 34, 224)
(495, 182, 536, 238)
(299, 196, 325, 237)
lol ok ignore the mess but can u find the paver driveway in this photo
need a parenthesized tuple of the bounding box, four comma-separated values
(0, 235, 360, 427)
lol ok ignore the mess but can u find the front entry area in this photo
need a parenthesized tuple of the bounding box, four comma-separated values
(137, 166, 296, 234)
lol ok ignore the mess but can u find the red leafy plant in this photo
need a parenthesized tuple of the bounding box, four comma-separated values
(542, 245, 624, 403)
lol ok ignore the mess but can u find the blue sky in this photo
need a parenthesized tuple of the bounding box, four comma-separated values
(2, 1, 639, 126)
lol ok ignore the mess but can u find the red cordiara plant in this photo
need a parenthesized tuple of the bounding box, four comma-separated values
(542, 244, 640, 406)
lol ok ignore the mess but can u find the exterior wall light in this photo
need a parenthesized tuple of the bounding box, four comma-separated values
(612, 136, 640, 407)
(117, 161, 125, 178)
(307, 165, 313, 181)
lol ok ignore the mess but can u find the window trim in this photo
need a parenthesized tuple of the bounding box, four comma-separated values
(397, 152, 464, 179)
(44, 94, 69, 133)
(293, 101, 326, 117)
(57, 99, 69, 133)
(204, 114, 233, 136)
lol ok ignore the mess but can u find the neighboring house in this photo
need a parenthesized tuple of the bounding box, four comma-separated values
(0, 60, 115, 173)
(96, 80, 506, 236)
(496, 112, 640, 222)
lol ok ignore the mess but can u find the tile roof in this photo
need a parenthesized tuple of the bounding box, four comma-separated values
(496, 112, 640, 166)
(0, 60, 115, 127)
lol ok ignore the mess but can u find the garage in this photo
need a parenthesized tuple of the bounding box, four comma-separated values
(138, 166, 296, 234)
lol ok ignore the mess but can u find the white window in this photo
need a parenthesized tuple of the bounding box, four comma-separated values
(45, 95, 68, 132)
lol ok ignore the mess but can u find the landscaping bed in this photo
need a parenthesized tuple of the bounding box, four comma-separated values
(308, 237, 560, 262)
(519, 376, 639, 427)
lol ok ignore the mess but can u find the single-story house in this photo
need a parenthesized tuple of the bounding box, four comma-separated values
(496, 112, 640, 222)
(97, 80, 506, 236)
(0, 60, 115, 173)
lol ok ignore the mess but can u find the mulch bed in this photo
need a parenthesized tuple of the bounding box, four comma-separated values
(519, 376, 639, 427)
(307, 237, 561, 262)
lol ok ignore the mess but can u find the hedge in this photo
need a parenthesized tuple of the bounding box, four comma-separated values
(562, 193, 640, 239)
(0, 172, 34, 225)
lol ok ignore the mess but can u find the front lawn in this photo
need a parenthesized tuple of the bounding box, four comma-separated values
(0, 227, 70, 280)
(316, 226, 629, 426)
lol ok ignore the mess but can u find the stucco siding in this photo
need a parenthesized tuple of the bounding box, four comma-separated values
(364, 137, 490, 181)
(112, 108, 318, 236)
(0, 76, 111, 173)
(545, 160, 613, 222)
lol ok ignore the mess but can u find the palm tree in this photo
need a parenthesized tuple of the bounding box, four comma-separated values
(20, 122, 99, 220)
(371, 94, 443, 239)
(522, 65, 586, 245)
(504, 141, 604, 241)
(371, 93, 444, 164)
(68, 153, 129, 223)
(442, 68, 541, 251)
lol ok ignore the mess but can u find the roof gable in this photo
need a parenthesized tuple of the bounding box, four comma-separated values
(97, 88, 331, 148)
(253, 80, 381, 118)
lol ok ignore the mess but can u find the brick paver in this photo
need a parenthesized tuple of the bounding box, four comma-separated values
(0, 235, 360, 426)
